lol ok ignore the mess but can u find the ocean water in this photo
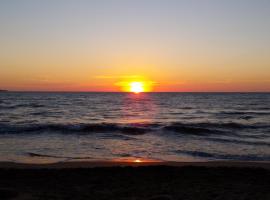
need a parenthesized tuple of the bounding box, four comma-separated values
(0, 92, 270, 163)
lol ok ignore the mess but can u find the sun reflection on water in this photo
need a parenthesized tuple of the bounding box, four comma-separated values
(119, 92, 158, 124)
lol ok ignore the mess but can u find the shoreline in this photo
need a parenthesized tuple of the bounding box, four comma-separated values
(1, 160, 270, 169)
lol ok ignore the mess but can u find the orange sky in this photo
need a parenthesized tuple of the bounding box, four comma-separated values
(0, 1, 270, 92)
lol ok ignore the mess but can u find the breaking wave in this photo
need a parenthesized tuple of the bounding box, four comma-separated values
(26, 152, 93, 160)
(0, 121, 268, 136)
(0, 123, 152, 135)
(175, 150, 270, 161)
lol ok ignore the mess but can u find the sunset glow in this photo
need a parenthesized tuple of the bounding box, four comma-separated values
(0, 1, 269, 92)
(117, 79, 154, 92)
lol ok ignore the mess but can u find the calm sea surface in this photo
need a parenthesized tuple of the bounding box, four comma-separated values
(0, 92, 270, 163)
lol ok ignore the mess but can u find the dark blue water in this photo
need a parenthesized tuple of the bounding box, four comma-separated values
(0, 92, 270, 163)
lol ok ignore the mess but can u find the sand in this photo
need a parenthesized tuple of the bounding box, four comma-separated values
(0, 160, 270, 169)
(0, 161, 270, 200)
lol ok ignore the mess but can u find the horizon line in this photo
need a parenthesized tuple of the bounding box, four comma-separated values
(1, 90, 270, 93)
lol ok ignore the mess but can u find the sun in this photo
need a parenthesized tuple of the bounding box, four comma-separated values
(116, 79, 153, 92)
(130, 82, 144, 93)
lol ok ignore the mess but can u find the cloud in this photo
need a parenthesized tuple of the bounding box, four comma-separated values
(210, 79, 270, 84)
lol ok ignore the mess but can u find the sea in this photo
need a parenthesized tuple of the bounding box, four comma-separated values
(0, 92, 269, 164)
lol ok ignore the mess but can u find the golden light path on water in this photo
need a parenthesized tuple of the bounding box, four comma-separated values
(112, 157, 162, 163)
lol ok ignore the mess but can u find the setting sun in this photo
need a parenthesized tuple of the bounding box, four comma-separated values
(116, 79, 154, 93)
(130, 82, 144, 93)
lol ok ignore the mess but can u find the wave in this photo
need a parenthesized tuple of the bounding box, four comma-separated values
(163, 125, 223, 135)
(182, 122, 267, 129)
(0, 123, 153, 135)
(175, 150, 270, 161)
(205, 137, 270, 147)
(218, 111, 270, 116)
(26, 152, 93, 160)
(239, 116, 254, 120)
(180, 106, 194, 109)
(0, 121, 268, 136)
(162, 122, 268, 136)
(0, 103, 44, 109)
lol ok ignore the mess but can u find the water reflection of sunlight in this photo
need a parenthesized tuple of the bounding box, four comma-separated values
(112, 157, 161, 163)
(120, 93, 158, 124)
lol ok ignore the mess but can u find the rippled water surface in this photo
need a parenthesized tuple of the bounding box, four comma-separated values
(0, 92, 270, 163)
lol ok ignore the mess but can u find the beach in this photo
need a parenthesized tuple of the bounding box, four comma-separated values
(0, 161, 270, 200)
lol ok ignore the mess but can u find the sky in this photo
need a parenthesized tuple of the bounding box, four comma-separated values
(0, 0, 270, 92)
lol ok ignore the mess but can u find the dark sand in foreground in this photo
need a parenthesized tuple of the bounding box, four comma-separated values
(0, 161, 270, 200)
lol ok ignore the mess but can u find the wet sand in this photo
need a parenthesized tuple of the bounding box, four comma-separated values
(0, 160, 270, 169)
(0, 161, 270, 200)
